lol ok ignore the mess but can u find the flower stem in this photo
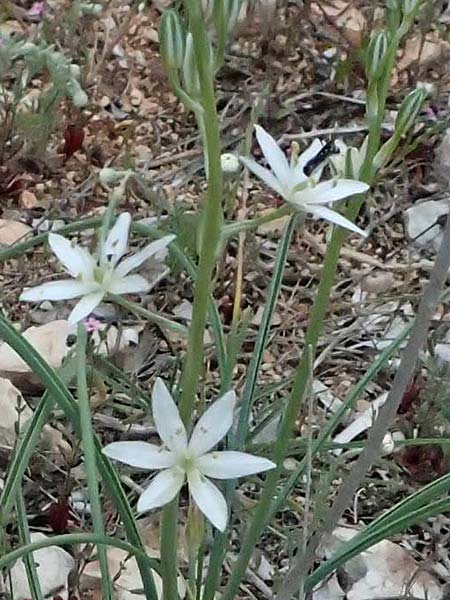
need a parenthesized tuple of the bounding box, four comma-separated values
(178, 0, 223, 424)
(108, 294, 189, 335)
(76, 324, 114, 600)
(160, 501, 179, 600)
(161, 2, 223, 598)
(221, 204, 293, 238)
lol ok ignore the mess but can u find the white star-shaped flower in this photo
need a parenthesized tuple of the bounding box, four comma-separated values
(240, 125, 370, 236)
(103, 378, 276, 532)
(20, 213, 175, 324)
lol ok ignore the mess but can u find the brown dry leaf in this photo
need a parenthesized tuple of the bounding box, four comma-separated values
(0, 377, 33, 446)
(310, 1, 366, 47)
(0, 219, 32, 246)
(397, 32, 450, 71)
(19, 189, 40, 208)
(0, 320, 75, 390)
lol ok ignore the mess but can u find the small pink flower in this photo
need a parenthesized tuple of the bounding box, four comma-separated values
(28, 1, 46, 18)
(84, 316, 102, 333)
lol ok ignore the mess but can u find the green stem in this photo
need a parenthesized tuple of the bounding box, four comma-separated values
(160, 501, 180, 600)
(76, 324, 114, 600)
(202, 215, 300, 600)
(108, 294, 189, 335)
(178, 0, 223, 423)
(16, 491, 44, 600)
(0, 533, 159, 571)
(160, 2, 224, 598)
(221, 204, 293, 238)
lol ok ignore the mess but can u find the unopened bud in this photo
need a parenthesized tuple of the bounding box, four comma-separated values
(69, 63, 81, 78)
(159, 10, 185, 71)
(186, 504, 204, 555)
(213, 0, 241, 36)
(221, 153, 240, 175)
(386, 0, 402, 30)
(365, 30, 388, 81)
(99, 168, 126, 186)
(182, 32, 200, 99)
(403, 0, 421, 16)
(72, 88, 88, 107)
(395, 88, 426, 136)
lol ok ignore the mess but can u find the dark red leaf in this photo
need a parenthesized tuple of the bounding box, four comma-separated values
(398, 376, 422, 414)
(63, 125, 85, 160)
(49, 499, 70, 533)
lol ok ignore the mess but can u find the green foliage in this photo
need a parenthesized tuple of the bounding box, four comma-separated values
(0, 38, 87, 156)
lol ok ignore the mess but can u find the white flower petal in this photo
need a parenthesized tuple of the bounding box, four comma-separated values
(188, 469, 228, 532)
(240, 156, 285, 198)
(102, 213, 131, 266)
(68, 290, 105, 323)
(20, 280, 96, 301)
(196, 451, 276, 479)
(103, 441, 177, 469)
(152, 378, 187, 453)
(115, 235, 176, 277)
(308, 205, 367, 237)
(297, 179, 369, 205)
(137, 467, 185, 513)
(48, 234, 95, 277)
(254, 125, 291, 187)
(293, 138, 323, 179)
(188, 391, 236, 457)
(108, 274, 150, 295)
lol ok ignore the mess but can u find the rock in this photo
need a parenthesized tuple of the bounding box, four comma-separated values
(6, 532, 75, 600)
(0, 320, 75, 390)
(405, 200, 449, 252)
(0, 378, 33, 446)
(321, 528, 443, 600)
(80, 547, 186, 599)
(0, 219, 32, 246)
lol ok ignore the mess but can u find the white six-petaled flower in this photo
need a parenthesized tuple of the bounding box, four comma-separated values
(103, 378, 276, 532)
(20, 213, 175, 324)
(240, 125, 370, 236)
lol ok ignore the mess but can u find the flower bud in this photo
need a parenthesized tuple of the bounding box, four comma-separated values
(79, 2, 102, 15)
(365, 30, 388, 81)
(221, 152, 240, 175)
(186, 504, 204, 556)
(182, 32, 200, 99)
(386, 0, 402, 30)
(395, 88, 426, 136)
(72, 88, 88, 107)
(99, 168, 126, 186)
(69, 63, 81, 78)
(403, 0, 421, 16)
(213, 0, 241, 36)
(159, 10, 185, 71)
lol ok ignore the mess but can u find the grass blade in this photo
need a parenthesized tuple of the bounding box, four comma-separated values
(0, 311, 159, 600)
(76, 325, 114, 599)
